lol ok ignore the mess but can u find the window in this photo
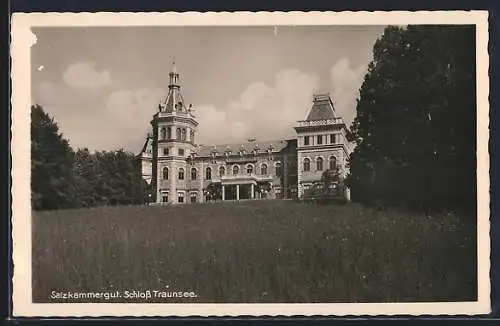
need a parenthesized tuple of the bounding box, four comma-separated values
(303, 158, 311, 172)
(191, 168, 197, 180)
(176, 128, 181, 140)
(219, 166, 225, 177)
(190, 130, 195, 143)
(330, 134, 336, 144)
(178, 148, 185, 156)
(167, 127, 172, 139)
(317, 135, 323, 145)
(162, 194, 168, 203)
(329, 156, 337, 170)
(162, 167, 169, 180)
(160, 128, 166, 139)
(190, 192, 197, 203)
(275, 162, 282, 176)
(261, 163, 268, 175)
(316, 157, 324, 171)
(182, 128, 187, 141)
(163, 148, 169, 156)
(304, 136, 310, 146)
(233, 165, 239, 175)
(178, 168, 185, 180)
(178, 192, 184, 203)
(206, 167, 212, 180)
(246, 164, 253, 174)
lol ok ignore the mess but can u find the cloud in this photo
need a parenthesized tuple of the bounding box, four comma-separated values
(104, 88, 166, 133)
(195, 68, 319, 145)
(36, 86, 165, 152)
(63, 62, 111, 90)
(329, 58, 367, 126)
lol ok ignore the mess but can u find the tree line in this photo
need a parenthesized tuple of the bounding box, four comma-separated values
(346, 25, 477, 214)
(31, 104, 149, 210)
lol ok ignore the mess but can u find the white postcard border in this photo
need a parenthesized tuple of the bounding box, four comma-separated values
(11, 10, 491, 317)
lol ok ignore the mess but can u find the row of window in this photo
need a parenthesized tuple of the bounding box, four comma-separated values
(162, 163, 281, 180)
(303, 156, 337, 172)
(159, 126, 195, 143)
(303, 134, 339, 146)
(161, 190, 196, 204)
(162, 147, 184, 156)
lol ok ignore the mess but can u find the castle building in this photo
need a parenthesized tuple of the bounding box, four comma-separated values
(138, 63, 352, 204)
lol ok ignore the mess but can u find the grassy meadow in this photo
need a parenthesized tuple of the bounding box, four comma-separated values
(32, 200, 477, 303)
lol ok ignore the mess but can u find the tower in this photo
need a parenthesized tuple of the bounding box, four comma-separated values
(150, 61, 198, 204)
(294, 93, 352, 199)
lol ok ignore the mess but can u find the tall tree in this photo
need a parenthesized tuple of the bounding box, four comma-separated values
(31, 105, 77, 210)
(346, 25, 476, 212)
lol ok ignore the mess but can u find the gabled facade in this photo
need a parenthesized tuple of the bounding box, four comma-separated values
(294, 93, 352, 199)
(138, 63, 351, 204)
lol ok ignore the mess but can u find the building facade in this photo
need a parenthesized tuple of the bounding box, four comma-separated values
(138, 63, 352, 204)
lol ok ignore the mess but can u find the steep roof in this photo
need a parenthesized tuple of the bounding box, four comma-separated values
(305, 93, 336, 121)
(195, 139, 291, 157)
(136, 132, 153, 157)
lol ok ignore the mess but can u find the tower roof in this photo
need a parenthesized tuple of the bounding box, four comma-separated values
(159, 60, 187, 114)
(305, 93, 336, 121)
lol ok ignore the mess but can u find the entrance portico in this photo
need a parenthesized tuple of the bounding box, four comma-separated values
(222, 181, 256, 201)
(220, 175, 271, 201)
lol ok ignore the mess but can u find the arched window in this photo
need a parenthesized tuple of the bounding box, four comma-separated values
(182, 128, 187, 141)
(190, 130, 195, 143)
(178, 168, 185, 180)
(316, 157, 324, 171)
(275, 162, 282, 176)
(329, 156, 337, 170)
(160, 127, 166, 139)
(167, 127, 172, 139)
(261, 163, 268, 175)
(303, 158, 311, 172)
(206, 167, 212, 180)
(162, 167, 169, 180)
(233, 165, 239, 175)
(246, 164, 253, 174)
(219, 166, 225, 177)
(191, 168, 197, 180)
(176, 128, 181, 140)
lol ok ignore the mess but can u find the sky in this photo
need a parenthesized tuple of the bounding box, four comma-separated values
(31, 25, 386, 153)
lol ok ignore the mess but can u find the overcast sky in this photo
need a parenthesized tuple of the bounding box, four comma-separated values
(31, 25, 386, 153)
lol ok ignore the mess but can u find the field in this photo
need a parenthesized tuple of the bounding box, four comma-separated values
(32, 200, 477, 303)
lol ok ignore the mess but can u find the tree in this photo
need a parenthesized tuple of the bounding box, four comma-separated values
(31, 105, 77, 210)
(346, 25, 476, 212)
(205, 182, 222, 201)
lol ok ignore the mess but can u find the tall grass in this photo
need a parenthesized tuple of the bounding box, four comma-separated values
(32, 200, 477, 303)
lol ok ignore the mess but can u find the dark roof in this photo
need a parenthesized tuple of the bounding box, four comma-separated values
(195, 140, 291, 157)
(305, 94, 336, 121)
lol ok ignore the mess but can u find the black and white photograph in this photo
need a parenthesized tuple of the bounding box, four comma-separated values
(11, 11, 490, 317)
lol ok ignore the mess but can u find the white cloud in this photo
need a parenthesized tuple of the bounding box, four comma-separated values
(329, 58, 367, 126)
(195, 68, 318, 145)
(37, 87, 166, 152)
(63, 62, 111, 90)
(103, 88, 166, 146)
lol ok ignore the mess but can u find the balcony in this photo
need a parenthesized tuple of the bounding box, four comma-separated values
(215, 173, 274, 184)
(296, 118, 345, 128)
